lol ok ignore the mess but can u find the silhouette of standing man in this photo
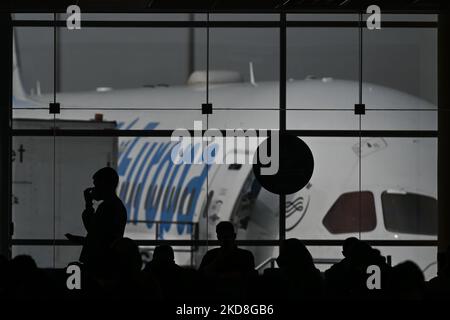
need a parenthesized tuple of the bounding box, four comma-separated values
(69, 167, 127, 276)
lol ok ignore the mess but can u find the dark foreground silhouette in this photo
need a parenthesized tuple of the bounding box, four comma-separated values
(199, 221, 256, 300)
(2, 237, 448, 301)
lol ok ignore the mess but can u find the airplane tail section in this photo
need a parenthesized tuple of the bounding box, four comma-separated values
(13, 32, 29, 104)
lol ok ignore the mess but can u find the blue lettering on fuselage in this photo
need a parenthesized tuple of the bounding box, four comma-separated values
(130, 143, 157, 222)
(144, 142, 177, 230)
(118, 120, 156, 176)
(176, 164, 210, 235)
(133, 143, 170, 223)
(117, 120, 217, 239)
(123, 142, 149, 216)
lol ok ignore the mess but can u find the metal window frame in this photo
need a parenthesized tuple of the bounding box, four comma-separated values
(10, 239, 438, 247)
(11, 20, 438, 29)
(9, 13, 439, 251)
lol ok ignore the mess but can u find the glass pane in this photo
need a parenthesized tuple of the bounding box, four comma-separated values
(58, 109, 207, 130)
(13, 14, 54, 20)
(307, 245, 344, 273)
(205, 111, 280, 242)
(363, 110, 437, 130)
(59, 27, 206, 104)
(80, 13, 199, 21)
(15, 109, 208, 130)
(361, 136, 437, 279)
(13, 27, 53, 101)
(363, 28, 437, 108)
(360, 137, 437, 238)
(12, 246, 82, 269)
(120, 129, 207, 241)
(287, 27, 359, 111)
(12, 134, 54, 239)
(363, 14, 437, 22)
(209, 109, 278, 129)
(210, 14, 279, 21)
(201, 28, 278, 109)
(242, 246, 279, 274)
(287, 14, 358, 21)
(287, 110, 357, 130)
(55, 135, 118, 239)
(373, 245, 437, 281)
(204, 168, 279, 241)
(286, 137, 360, 240)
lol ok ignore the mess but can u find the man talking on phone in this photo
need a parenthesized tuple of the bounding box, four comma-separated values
(67, 167, 127, 276)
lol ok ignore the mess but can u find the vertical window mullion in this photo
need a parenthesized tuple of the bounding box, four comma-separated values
(279, 13, 287, 242)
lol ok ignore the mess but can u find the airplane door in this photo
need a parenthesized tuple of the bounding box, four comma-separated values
(204, 162, 254, 237)
(194, 154, 278, 266)
(193, 158, 254, 265)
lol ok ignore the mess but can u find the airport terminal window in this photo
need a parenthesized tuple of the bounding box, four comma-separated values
(7, 13, 439, 273)
(381, 191, 437, 235)
(322, 191, 377, 234)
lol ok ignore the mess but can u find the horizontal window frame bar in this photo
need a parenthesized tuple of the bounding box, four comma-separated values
(12, 20, 438, 28)
(10, 239, 438, 247)
(287, 130, 438, 138)
(7, 9, 443, 14)
(12, 107, 440, 111)
(287, 21, 437, 28)
(11, 107, 440, 111)
(12, 129, 438, 138)
(12, 20, 277, 28)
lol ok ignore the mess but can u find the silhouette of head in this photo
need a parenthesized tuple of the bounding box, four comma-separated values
(9, 255, 38, 279)
(111, 238, 142, 276)
(0, 254, 6, 269)
(348, 240, 387, 271)
(277, 238, 315, 272)
(152, 245, 175, 265)
(0, 255, 7, 287)
(444, 246, 450, 274)
(92, 167, 119, 200)
(342, 237, 359, 258)
(216, 221, 236, 249)
(389, 260, 425, 296)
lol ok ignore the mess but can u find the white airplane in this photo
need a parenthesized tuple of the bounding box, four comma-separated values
(11, 39, 438, 279)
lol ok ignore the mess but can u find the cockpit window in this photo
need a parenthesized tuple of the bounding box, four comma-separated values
(381, 191, 437, 236)
(322, 191, 377, 234)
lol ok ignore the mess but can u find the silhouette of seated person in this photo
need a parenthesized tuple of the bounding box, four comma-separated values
(427, 245, 450, 299)
(66, 167, 127, 277)
(0, 255, 7, 297)
(324, 237, 360, 295)
(199, 222, 255, 299)
(338, 240, 390, 298)
(145, 245, 183, 275)
(385, 260, 425, 300)
(264, 238, 323, 300)
(143, 245, 189, 300)
(4, 255, 56, 298)
(199, 221, 255, 278)
(107, 237, 161, 299)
